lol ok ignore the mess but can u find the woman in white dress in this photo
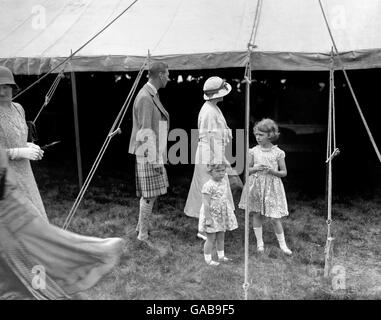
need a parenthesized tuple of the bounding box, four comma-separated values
(184, 76, 238, 240)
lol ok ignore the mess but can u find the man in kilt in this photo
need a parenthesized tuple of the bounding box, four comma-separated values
(128, 62, 170, 242)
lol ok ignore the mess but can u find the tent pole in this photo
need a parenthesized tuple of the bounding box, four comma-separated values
(324, 48, 336, 277)
(70, 67, 83, 189)
(242, 0, 261, 299)
(243, 47, 253, 300)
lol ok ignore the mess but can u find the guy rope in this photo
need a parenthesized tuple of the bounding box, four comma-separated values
(11, 0, 140, 160)
(26, 67, 66, 143)
(32, 68, 65, 124)
(319, 0, 381, 276)
(13, 0, 139, 100)
(2, 0, 142, 229)
(318, 0, 381, 164)
(62, 58, 148, 230)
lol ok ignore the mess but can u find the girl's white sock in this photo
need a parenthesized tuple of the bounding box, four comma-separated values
(217, 250, 225, 259)
(253, 227, 264, 247)
(275, 232, 292, 254)
(275, 232, 286, 246)
(204, 254, 212, 263)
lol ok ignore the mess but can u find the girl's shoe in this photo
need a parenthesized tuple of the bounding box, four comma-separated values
(218, 256, 232, 262)
(257, 244, 264, 253)
(280, 246, 292, 255)
(197, 232, 207, 241)
(206, 260, 220, 266)
(275, 233, 292, 255)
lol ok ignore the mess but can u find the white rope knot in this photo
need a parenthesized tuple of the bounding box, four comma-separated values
(242, 282, 250, 292)
(108, 128, 122, 138)
(325, 148, 340, 163)
(247, 43, 257, 51)
(243, 76, 252, 84)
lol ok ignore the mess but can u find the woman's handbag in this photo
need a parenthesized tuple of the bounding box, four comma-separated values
(27, 121, 38, 143)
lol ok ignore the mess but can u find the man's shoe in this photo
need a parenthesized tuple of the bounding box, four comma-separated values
(218, 256, 232, 262)
(136, 230, 150, 237)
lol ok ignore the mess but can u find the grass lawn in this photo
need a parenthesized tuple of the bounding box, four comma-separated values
(34, 163, 381, 300)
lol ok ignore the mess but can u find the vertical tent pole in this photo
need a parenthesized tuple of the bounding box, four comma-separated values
(324, 48, 335, 277)
(243, 46, 253, 300)
(70, 60, 83, 189)
(242, 0, 262, 299)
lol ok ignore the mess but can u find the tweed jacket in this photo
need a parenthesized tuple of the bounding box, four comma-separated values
(128, 83, 170, 164)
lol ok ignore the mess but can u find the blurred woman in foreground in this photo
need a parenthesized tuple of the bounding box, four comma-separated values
(0, 146, 125, 300)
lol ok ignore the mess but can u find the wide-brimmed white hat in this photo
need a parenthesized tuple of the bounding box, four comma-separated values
(203, 76, 232, 100)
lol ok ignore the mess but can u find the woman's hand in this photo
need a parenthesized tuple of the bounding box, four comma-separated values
(27, 143, 44, 160)
(16, 144, 44, 161)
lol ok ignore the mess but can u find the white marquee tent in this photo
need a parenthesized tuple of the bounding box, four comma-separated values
(1, 0, 380, 297)
(1, 0, 381, 74)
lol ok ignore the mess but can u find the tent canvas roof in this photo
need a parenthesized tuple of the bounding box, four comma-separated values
(1, 0, 381, 74)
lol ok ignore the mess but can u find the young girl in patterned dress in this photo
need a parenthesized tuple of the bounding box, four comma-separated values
(239, 118, 292, 255)
(199, 163, 238, 266)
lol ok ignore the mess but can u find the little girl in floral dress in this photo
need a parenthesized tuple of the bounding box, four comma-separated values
(199, 163, 238, 266)
(239, 118, 292, 255)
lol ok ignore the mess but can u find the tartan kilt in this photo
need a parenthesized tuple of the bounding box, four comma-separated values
(135, 161, 169, 198)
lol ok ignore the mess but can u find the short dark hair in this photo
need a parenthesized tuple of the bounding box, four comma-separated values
(148, 61, 168, 78)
